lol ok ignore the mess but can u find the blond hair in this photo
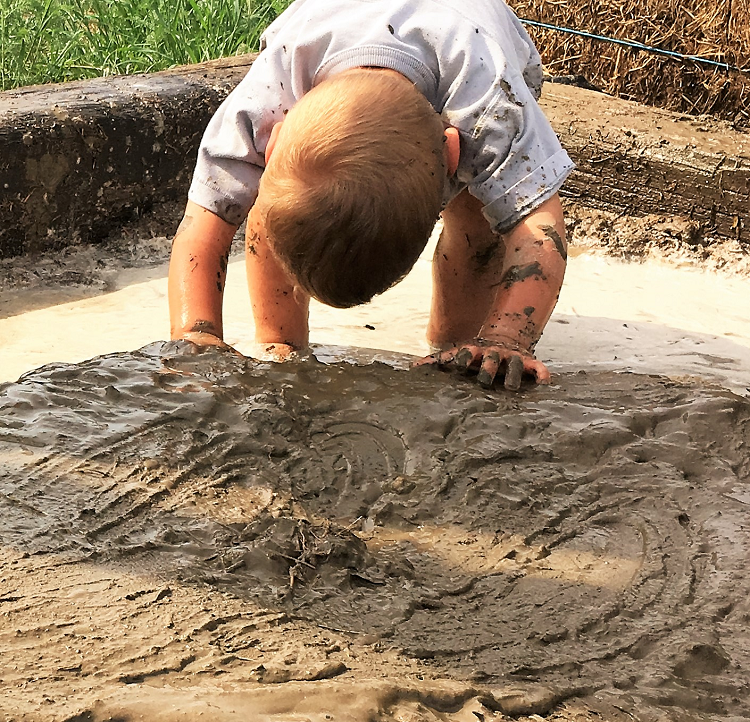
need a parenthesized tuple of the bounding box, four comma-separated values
(256, 68, 446, 308)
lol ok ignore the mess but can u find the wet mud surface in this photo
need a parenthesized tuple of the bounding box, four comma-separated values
(1, 344, 750, 720)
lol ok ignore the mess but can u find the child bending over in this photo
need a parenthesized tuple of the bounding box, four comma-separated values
(168, 0, 574, 389)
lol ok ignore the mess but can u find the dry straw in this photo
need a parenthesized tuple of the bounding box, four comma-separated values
(509, 0, 750, 126)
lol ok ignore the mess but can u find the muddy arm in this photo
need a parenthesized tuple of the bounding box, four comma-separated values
(168, 200, 238, 346)
(422, 193, 567, 389)
(245, 205, 310, 353)
(479, 193, 567, 356)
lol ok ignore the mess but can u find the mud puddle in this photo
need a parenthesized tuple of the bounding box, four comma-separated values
(2, 207, 750, 720)
(2, 220, 750, 395)
(1, 342, 750, 720)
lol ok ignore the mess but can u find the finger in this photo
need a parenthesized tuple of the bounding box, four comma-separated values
(454, 347, 476, 372)
(413, 349, 457, 368)
(504, 354, 525, 392)
(262, 343, 294, 361)
(522, 357, 551, 385)
(435, 349, 457, 367)
(412, 354, 437, 368)
(181, 331, 230, 350)
(477, 351, 501, 388)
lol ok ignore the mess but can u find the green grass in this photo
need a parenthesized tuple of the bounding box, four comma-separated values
(0, 0, 292, 90)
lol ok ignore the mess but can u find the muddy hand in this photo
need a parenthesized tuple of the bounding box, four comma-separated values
(180, 331, 244, 357)
(254, 342, 307, 362)
(415, 340, 550, 390)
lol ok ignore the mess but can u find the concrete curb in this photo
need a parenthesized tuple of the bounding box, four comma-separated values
(542, 84, 750, 245)
(1, 55, 748, 258)
(0, 55, 256, 258)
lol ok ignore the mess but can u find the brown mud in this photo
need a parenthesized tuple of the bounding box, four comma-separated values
(2, 343, 750, 721)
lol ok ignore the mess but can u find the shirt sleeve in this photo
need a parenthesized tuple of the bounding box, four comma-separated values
(435, 8, 574, 235)
(188, 53, 296, 226)
(460, 71, 574, 233)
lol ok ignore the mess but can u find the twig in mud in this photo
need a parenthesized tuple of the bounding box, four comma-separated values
(342, 516, 364, 532)
(274, 552, 316, 569)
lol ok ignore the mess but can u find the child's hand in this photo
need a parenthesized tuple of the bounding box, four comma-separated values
(415, 338, 550, 391)
(253, 342, 304, 362)
(180, 331, 243, 357)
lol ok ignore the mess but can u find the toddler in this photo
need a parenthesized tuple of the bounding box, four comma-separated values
(168, 0, 574, 389)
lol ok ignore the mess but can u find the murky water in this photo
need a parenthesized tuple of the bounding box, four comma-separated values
(2, 238, 750, 395)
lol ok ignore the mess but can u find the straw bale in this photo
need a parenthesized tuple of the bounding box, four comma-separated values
(509, 0, 750, 126)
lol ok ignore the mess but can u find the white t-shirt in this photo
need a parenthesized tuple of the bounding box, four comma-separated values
(189, 0, 574, 231)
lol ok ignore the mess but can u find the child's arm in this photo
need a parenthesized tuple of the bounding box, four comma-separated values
(423, 193, 567, 389)
(168, 200, 238, 348)
(168, 201, 309, 357)
(244, 205, 310, 357)
(476, 193, 566, 382)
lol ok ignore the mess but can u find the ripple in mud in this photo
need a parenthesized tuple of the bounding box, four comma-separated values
(0, 342, 749, 721)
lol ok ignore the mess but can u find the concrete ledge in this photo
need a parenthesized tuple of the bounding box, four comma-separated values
(1, 55, 748, 258)
(0, 55, 256, 258)
(541, 84, 750, 245)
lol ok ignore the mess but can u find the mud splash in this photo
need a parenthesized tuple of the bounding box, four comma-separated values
(1, 344, 749, 720)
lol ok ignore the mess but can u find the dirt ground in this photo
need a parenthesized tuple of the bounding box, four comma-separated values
(563, 204, 750, 277)
(2, 201, 750, 721)
(1, 338, 750, 721)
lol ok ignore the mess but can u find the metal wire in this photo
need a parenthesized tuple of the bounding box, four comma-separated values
(519, 19, 748, 74)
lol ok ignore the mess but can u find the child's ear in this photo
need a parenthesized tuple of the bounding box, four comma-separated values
(265, 122, 284, 164)
(444, 126, 460, 176)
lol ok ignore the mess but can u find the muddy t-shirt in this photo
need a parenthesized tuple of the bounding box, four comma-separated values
(188, 0, 574, 231)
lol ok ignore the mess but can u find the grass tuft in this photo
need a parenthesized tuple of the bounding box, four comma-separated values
(0, 0, 291, 90)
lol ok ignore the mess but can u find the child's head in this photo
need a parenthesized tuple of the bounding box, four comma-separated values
(256, 68, 448, 308)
